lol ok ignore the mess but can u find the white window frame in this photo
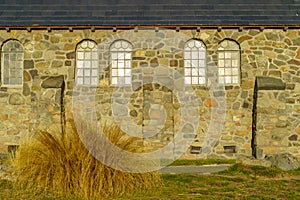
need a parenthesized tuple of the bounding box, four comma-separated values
(218, 39, 240, 85)
(184, 39, 207, 85)
(110, 40, 132, 85)
(1, 40, 24, 87)
(76, 40, 98, 86)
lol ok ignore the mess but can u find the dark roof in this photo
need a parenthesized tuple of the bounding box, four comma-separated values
(0, 0, 299, 27)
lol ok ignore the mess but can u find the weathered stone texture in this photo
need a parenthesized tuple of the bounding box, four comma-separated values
(0, 28, 299, 159)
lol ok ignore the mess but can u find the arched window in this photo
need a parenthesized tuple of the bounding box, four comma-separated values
(184, 39, 206, 85)
(218, 39, 240, 85)
(110, 40, 132, 85)
(1, 40, 24, 86)
(76, 40, 98, 86)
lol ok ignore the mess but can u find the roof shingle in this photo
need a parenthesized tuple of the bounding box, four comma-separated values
(0, 0, 299, 26)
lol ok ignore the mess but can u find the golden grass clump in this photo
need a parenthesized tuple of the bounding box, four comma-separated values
(13, 121, 161, 199)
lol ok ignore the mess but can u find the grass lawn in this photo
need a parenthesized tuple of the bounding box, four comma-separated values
(1, 163, 300, 200)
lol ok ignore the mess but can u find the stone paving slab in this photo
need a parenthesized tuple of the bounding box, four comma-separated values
(159, 164, 232, 174)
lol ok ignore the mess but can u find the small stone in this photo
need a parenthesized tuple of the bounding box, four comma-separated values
(9, 93, 25, 105)
(269, 70, 282, 77)
(64, 43, 76, 51)
(50, 36, 60, 43)
(51, 60, 63, 68)
(29, 69, 38, 78)
(170, 60, 178, 67)
(32, 51, 43, 59)
(241, 80, 254, 89)
(150, 58, 159, 67)
(41, 75, 64, 88)
(66, 52, 75, 59)
(182, 123, 194, 133)
(287, 59, 300, 65)
(264, 51, 276, 59)
(235, 130, 248, 136)
(289, 134, 298, 141)
(1, 114, 8, 120)
(296, 125, 300, 135)
(237, 35, 252, 43)
(24, 60, 34, 69)
(204, 98, 218, 107)
(130, 110, 138, 117)
(23, 71, 31, 82)
(23, 83, 31, 96)
(65, 60, 71, 66)
(296, 48, 300, 59)
(7, 129, 20, 135)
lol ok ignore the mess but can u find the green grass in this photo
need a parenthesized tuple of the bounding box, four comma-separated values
(169, 158, 236, 166)
(1, 163, 300, 200)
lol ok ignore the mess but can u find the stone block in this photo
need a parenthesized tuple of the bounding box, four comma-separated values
(41, 75, 64, 88)
(256, 76, 285, 90)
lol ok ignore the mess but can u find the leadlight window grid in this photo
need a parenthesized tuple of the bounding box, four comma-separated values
(110, 40, 132, 85)
(76, 40, 98, 86)
(218, 40, 240, 85)
(184, 39, 206, 85)
(1, 40, 24, 86)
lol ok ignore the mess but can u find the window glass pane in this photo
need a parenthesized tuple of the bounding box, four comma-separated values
(192, 51, 198, 59)
(225, 52, 231, 59)
(199, 77, 205, 84)
(199, 51, 205, 59)
(232, 76, 239, 84)
(185, 68, 191, 75)
(225, 68, 231, 75)
(191, 60, 198, 67)
(232, 68, 238, 75)
(91, 77, 98, 85)
(111, 53, 118, 60)
(192, 77, 198, 84)
(77, 52, 84, 59)
(84, 78, 91, 85)
(192, 69, 198, 76)
(199, 60, 205, 67)
(125, 53, 131, 59)
(125, 69, 131, 76)
(77, 61, 84, 68)
(92, 61, 98, 67)
(112, 69, 118, 76)
(218, 52, 224, 59)
(219, 68, 224, 76)
(77, 69, 83, 76)
(219, 77, 225, 84)
(77, 78, 83, 85)
(218, 60, 224, 67)
(85, 61, 91, 68)
(118, 69, 124, 76)
(112, 61, 118, 68)
(125, 77, 131, 84)
(225, 60, 231, 67)
(84, 69, 90, 76)
(112, 77, 118, 85)
(232, 60, 238, 67)
(225, 76, 231, 84)
(185, 77, 191, 84)
(185, 52, 191, 60)
(92, 51, 98, 59)
(92, 69, 98, 75)
(125, 61, 131, 68)
(118, 61, 125, 68)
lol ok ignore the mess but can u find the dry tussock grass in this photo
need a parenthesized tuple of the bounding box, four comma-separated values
(13, 120, 161, 199)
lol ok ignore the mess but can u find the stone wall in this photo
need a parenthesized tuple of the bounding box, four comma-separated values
(0, 28, 299, 159)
